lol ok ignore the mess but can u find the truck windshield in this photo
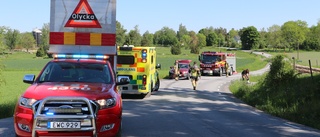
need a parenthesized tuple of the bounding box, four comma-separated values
(179, 64, 189, 69)
(38, 62, 112, 84)
(201, 55, 220, 63)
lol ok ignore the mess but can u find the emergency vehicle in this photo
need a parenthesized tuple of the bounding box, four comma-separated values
(117, 46, 161, 98)
(169, 59, 192, 80)
(198, 51, 236, 76)
(13, 0, 129, 137)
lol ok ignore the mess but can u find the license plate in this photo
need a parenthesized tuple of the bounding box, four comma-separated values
(203, 70, 212, 73)
(48, 122, 81, 129)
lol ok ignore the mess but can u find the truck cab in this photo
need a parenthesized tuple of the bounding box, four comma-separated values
(199, 51, 236, 76)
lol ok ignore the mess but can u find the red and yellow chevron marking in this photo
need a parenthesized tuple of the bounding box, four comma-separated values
(50, 32, 116, 46)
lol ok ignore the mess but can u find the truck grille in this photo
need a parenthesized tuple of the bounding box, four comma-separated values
(202, 64, 213, 68)
(32, 97, 97, 137)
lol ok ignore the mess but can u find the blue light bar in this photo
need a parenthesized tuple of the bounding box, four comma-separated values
(53, 54, 108, 60)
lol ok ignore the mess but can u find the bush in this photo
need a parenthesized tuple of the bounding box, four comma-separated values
(36, 47, 46, 57)
(170, 44, 181, 55)
(190, 45, 200, 54)
(263, 54, 296, 89)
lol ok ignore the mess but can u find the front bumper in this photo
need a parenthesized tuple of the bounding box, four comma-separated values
(14, 97, 121, 137)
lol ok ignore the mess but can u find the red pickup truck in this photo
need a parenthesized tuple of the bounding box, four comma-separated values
(14, 55, 129, 137)
(169, 59, 192, 80)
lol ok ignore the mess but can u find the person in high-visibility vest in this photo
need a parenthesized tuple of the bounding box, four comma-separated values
(225, 61, 229, 77)
(174, 60, 179, 81)
(189, 61, 201, 90)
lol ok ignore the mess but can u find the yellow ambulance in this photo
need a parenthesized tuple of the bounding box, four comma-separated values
(117, 46, 161, 98)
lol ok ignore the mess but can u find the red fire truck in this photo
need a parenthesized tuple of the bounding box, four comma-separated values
(13, 0, 129, 137)
(198, 51, 236, 76)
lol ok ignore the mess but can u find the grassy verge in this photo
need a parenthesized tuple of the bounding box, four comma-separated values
(0, 70, 40, 118)
(230, 71, 320, 130)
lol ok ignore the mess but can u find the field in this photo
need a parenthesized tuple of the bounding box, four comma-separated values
(260, 50, 320, 68)
(0, 47, 267, 118)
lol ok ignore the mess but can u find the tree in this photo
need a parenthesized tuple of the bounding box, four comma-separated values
(171, 44, 181, 55)
(301, 23, 320, 51)
(177, 23, 188, 41)
(41, 23, 50, 53)
(239, 26, 260, 50)
(281, 20, 308, 55)
(206, 32, 218, 46)
(141, 31, 153, 46)
(154, 27, 178, 47)
(258, 28, 268, 49)
(267, 25, 283, 50)
(0, 26, 6, 86)
(198, 27, 215, 37)
(197, 33, 206, 48)
(116, 21, 127, 46)
(189, 31, 200, 54)
(19, 32, 35, 52)
(126, 25, 142, 46)
(5, 29, 19, 51)
(0, 26, 9, 51)
(180, 34, 191, 49)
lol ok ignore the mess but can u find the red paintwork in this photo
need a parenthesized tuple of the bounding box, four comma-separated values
(14, 59, 122, 137)
(199, 51, 230, 75)
(169, 59, 191, 79)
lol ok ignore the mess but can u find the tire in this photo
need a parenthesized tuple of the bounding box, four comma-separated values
(229, 67, 233, 76)
(115, 121, 122, 137)
(154, 77, 160, 91)
(151, 81, 154, 92)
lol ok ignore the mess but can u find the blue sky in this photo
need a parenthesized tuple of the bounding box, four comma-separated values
(2, 0, 319, 33)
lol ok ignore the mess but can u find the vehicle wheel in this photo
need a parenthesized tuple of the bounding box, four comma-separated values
(115, 121, 122, 137)
(154, 77, 160, 91)
(151, 81, 154, 92)
(229, 67, 233, 76)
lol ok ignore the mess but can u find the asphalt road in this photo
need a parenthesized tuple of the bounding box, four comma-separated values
(1, 52, 320, 137)
(120, 70, 320, 137)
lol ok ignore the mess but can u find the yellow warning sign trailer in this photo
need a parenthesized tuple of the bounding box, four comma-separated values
(117, 46, 161, 96)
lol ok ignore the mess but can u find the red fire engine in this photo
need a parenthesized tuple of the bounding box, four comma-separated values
(198, 51, 236, 76)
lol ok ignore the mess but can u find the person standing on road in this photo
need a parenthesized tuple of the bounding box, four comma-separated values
(189, 61, 201, 90)
(225, 61, 229, 77)
(174, 60, 179, 81)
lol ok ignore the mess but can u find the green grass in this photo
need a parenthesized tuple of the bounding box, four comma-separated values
(230, 69, 320, 130)
(3, 52, 50, 71)
(257, 49, 320, 68)
(0, 70, 40, 118)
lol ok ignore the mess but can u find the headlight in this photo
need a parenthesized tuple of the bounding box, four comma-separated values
(19, 97, 37, 108)
(96, 98, 116, 109)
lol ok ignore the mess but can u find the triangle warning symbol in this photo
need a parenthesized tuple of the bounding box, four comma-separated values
(65, 0, 101, 28)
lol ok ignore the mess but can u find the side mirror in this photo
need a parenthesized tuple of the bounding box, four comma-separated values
(156, 64, 161, 69)
(116, 76, 130, 86)
(23, 74, 35, 84)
